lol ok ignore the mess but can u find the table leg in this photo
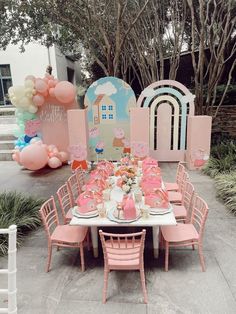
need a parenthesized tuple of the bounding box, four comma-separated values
(152, 226, 159, 259)
(91, 226, 98, 258)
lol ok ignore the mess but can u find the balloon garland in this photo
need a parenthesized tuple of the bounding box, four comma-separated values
(9, 73, 76, 170)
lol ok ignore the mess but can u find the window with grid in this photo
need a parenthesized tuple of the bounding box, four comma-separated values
(0, 64, 12, 106)
(108, 114, 113, 119)
(108, 105, 113, 110)
(102, 114, 107, 119)
(101, 105, 106, 110)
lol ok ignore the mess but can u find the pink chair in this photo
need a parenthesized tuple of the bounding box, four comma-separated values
(161, 194, 208, 272)
(39, 196, 88, 272)
(165, 162, 185, 191)
(99, 229, 148, 304)
(67, 173, 80, 205)
(75, 165, 86, 193)
(168, 171, 189, 204)
(57, 183, 73, 224)
(173, 181, 195, 222)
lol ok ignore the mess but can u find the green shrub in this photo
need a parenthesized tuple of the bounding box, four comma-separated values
(0, 191, 44, 255)
(215, 172, 236, 215)
(202, 140, 236, 178)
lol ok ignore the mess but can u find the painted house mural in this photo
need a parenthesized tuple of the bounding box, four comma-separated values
(84, 77, 136, 160)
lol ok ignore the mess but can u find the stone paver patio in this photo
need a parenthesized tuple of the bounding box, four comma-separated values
(0, 161, 236, 314)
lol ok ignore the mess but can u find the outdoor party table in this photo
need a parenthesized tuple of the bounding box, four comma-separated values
(70, 175, 177, 259)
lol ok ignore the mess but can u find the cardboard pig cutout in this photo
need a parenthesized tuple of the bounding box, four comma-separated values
(69, 144, 88, 170)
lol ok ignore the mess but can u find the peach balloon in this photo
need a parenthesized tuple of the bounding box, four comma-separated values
(54, 81, 76, 103)
(20, 144, 48, 170)
(33, 94, 45, 106)
(49, 88, 55, 98)
(35, 78, 48, 93)
(48, 157, 62, 168)
(48, 80, 55, 88)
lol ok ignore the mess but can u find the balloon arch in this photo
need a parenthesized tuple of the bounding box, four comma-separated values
(9, 73, 77, 170)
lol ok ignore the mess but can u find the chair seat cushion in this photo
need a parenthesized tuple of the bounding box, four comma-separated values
(165, 182, 179, 191)
(51, 225, 88, 244)
(168, 191, 182, 203)
(161, 224, 199, 243)
(173, 205, 187, 218)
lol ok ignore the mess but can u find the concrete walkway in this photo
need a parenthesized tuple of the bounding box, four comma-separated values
(0, 161, 236, 314)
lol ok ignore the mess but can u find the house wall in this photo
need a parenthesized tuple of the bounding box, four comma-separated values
(0, 43, 81, 86)
(0, 43, 57, 85)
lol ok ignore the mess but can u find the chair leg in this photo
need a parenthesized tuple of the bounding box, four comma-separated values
(103, 268, 109, 304)
(140, 269, 148, 304)
(165, 241, 169, 272)
(86, 231, 90, 251)
(79, 243, 85, 272)
(198, 243, 206, 272)
(46, 243, 53, 272)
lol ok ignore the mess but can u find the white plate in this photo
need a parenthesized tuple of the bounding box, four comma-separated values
(72, 207, 98, 219)
(107, 206, 141, 223)
(149, 204, 172, 215)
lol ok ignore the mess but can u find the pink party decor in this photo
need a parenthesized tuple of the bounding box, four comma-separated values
(123, 194, 137, 220)
(145, 189, 169, 208)
(141, 175, 162, 194)
(77, 191, 98, 213)
(12, 141, 68, 171)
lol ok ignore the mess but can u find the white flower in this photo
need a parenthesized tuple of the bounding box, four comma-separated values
(122, 184, 131, 193)
(127, 178, 133, 185)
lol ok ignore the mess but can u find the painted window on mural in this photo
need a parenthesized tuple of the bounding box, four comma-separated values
(101, 105, 106, 110)
(108, 114, 113, 119)
(102, 114, 107, 119)
(108, 105, 113, 110)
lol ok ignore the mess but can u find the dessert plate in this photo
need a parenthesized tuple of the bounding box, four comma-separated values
(72, 207, 98, 218)
(107, 206, 141, 223)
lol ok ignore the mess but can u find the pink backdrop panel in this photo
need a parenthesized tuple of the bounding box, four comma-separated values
(186, 115, 212, 170)
(37, 98, 77, 151)
(130, 107, 149, 153)
(67, 109, 89, 147)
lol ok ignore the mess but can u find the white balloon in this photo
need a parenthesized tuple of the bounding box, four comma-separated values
(28, 105, 38, 113)
(24, 80, 34, 88)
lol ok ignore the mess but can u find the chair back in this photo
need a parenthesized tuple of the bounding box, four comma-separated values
(39, 196, 59, 238)
(67, 173, 79, 204)
(57, 184, 73, 224)
(179, 170, 189, 193)
(75, 166, 85, 193)
(99, 230, 146, 267)
(176, 162, 185, 185)
(191, 195, 208, 239)
(182, 181, 195, 210)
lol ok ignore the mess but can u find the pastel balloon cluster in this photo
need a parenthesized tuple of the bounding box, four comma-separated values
(12, 140, 68, 171)
(8, 74, 77, 114)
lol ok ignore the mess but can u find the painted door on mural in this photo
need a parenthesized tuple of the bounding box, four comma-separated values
(84, 77, 136, 161)
(137, 80, 195, 161)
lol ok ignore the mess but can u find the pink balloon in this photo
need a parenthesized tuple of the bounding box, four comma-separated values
(48, 157, 62, 169)
(58, 151, 68, 163)
(54, 79, 59, 85)
(48, 80, 55, 88)
(54, 81, 76, 103)
(49, 88, 55, 98)
(35, 79, 48, 93)
(20, 144, 48, 170)
(33, 94, 45, 106)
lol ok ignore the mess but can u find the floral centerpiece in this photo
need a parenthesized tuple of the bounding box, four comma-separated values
(116, 166, 137, 194)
